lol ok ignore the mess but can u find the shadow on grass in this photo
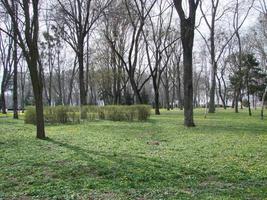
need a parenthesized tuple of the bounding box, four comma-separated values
(40, 138, 266, 199)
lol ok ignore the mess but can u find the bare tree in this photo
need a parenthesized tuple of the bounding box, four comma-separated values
(107, 0, 157, 104)
(143, 0, 176, 114)
(55, 0, 112, 107)
(12, 2, 18, 118)
(173, 0, 200, 127)
(1, 0, 46, 139)
(198, 0, 254, 113)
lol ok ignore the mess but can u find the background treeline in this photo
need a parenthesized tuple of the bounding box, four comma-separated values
(0, 0, 266, 138)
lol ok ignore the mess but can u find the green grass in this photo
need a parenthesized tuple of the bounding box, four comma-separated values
(0, 108, 267, 199)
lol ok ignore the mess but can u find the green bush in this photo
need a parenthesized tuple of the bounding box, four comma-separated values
(44, 107, 56, 123)
(98, 105, 151, 122)
(25, 105, 151, 125)
(55, 106, 69, 123)
(68, 107, 80, 123)
(134, 105, 151, 121)
(106, 106, 127, 121)
(81, 106, 99, 121)
(24, 106, 36, 124)
(98, 107, 105, 120)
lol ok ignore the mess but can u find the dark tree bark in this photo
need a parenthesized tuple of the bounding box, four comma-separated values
(175, 52, 183, 110)
(173, 0, 199, 127)
(1, 0, 45, 139)
(13, 12, 18, 119)
(216, 74, 226, 109)
(0, 86, 7, 114)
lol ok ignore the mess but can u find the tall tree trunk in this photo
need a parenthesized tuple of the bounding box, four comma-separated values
(29, 61, 45, 139)
(130, 77, 142, 104)
(235, 89, 240, 113)
(155, 88, 160, 115)
(171, 82, 175, 110)
(164, 71, 170, 111)
(13, 24, 18, 119)
(78, 42, 87, 106)
(183, 45, 195, 126)
(177, 65, 183, 110)
(216, 74, 226, 109)
(209, 61, 217, 113)
(248, 91, 252, 116)
(232, 89, 236, 109)
(20, 66, 25, 113)
(116, 62, 122, 104)
(174, 0, 199, 127)
(34, 89, 45, 139)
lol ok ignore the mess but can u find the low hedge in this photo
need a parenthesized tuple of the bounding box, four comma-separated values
(25, 105, 151, 124)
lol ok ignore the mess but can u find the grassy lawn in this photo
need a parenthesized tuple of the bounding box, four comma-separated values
(0, 108, 267, 199)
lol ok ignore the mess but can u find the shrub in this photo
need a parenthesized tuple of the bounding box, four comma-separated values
(98, 105, 151, 122)
(98, 107, 105, 120)
(81, 106, 99, 121)
(133, 105, 151, 121)
(24, 106, 36, 124)
(107, 107, 127, 121)
(25, 105, 151, 125)
(55, 106, 69, 123)
(68, 107, 80, 123)
(44, 107, 56, 123)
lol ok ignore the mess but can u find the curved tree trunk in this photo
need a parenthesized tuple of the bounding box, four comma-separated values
(216, 74, 226, 109)
(209, 62, 217, 113)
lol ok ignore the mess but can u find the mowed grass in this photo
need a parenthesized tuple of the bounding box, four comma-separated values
(0, 108, 267, 200)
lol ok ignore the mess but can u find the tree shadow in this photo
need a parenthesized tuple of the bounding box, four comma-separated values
(41, 138, 266, 199)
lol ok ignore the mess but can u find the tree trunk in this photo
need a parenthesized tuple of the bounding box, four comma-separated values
(209, 61, 217, 113)
(174, 0, 198, 127)
(261, 87, 267, 120)
(155, 88, 160, 115)
(34, 88, 45, 139)
(248, 92, 252, 116)
(13, 25, 18, 119)
(165, 75, 170, 111)
(0, 89, 7, 114)
(130, 77, 142, 104)
(177, 67, 183, 110)
(183, 46, 195, 126)
(78, 45, 87, 106)
(216, 74, 226, 109)
(232, 89, 236, 109)
(235, 89, 240, 113)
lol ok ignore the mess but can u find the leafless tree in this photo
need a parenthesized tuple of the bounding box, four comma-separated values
(173, 0, 200, 127)
(1, 0, 46, 139)
(54, 0, 112, 107)
(107, 0, 157, 104)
